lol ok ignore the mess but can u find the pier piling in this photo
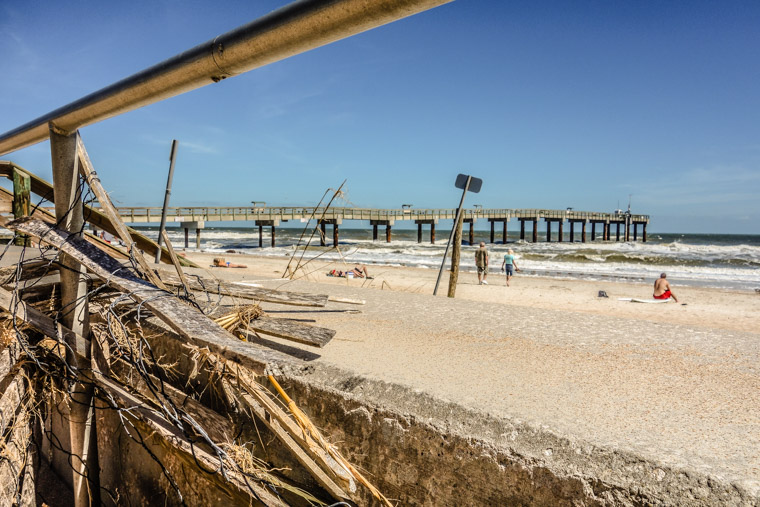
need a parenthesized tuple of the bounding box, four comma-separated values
(532, 219, 538, 243)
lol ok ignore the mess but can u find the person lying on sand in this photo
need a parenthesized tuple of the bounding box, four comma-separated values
(212, 257, 247, 268)
(653, 272, 678, 302)
(327, 265, 372, 279)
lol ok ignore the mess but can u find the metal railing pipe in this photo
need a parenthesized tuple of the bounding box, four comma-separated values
(0, 0, 452, 156)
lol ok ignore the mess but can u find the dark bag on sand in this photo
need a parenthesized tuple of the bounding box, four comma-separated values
(598, 290, 609, 298)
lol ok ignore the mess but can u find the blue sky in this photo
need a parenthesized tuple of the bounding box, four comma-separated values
(1, 0, 759, 233)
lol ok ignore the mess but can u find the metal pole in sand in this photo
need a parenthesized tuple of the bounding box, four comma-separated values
(434, 174, 480, 295)
(156, 139, 179, 263)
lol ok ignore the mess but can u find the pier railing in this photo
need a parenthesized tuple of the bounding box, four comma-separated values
(108, 206, 649, 224)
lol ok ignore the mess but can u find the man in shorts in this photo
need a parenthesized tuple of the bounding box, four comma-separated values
(475, 242, 489, 285)
(653, 273, 679, 302)
(500, 248, 520, 287)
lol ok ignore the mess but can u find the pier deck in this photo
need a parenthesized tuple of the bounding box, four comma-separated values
(112, 205, 650, 246)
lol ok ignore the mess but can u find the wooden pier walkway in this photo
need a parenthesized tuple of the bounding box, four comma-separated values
(113, 206, 650, 247)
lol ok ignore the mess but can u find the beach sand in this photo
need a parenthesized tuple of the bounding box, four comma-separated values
(182, 251, 760, 496)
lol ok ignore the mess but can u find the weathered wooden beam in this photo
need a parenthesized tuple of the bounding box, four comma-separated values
(0, 187, 129, 260)
(12, 168, 31, 246)
(76, 137, 167, 290)
(0, 162, 198, 267)
(160, 229, 190, 295)
(242, 318, 335, 348)
(159, 270, 329, 307)
(3, 217, 295, 375)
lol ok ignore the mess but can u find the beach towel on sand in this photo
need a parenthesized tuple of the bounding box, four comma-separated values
(618, 297, 672, 304)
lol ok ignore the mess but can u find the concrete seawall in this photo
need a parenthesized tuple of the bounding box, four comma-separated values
(283, 362, 758, 506)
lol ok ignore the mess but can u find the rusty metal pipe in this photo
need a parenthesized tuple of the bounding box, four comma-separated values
(0, 0, 452, 156)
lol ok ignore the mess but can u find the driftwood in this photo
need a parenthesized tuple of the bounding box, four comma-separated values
(3, 217, 294, 375)
(159, 271, 329, 307)
(243, 320, 335, 348)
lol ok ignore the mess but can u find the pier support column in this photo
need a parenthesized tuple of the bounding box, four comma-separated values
(532, 219, 538, 243)
(255, 220, 278, 248)
(258, 224, 263, 248)
(616, 223, 621, 241)
(582, 222, 587, 243)
(520, 220, 525, 241)
(333, 223, 339, 247)
(180, 221, 204, 249)
(591, 222, 596, 241)
(184, 227, 189, 248)
(490, 221, 495, 244)
(546, 220, 552, 242)
(633, 223, 638, 241)
(643, 223, 647, 242)
(604, 222, 609, 241)
(569, 221, 575, 242)
(625, 216, 631, 242)
(431, 222, 436, 244)
(418, 223, 423, 243)
(320, 222, 326, 246)
(371, 220, 393, 243)
(468, 220, 474, 245)
(558, 221, 564, 242)
(503, 220, 508, 244)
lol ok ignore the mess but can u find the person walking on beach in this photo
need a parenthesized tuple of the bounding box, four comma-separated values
(653, 273, 679, 302)
(500, 248, 520, 287)
(475, 242, 489, 285)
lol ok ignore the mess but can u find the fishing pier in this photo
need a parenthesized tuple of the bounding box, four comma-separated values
(115, 205, 650, 247)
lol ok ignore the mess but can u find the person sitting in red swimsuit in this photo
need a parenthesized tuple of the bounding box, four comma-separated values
(653, 273, 678, 302)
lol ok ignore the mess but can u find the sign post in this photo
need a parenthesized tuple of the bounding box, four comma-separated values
(433, 173, 482, 296)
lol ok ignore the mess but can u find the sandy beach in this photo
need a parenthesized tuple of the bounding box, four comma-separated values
(187, 251, 759, 334)
(174, 250, 760, 498)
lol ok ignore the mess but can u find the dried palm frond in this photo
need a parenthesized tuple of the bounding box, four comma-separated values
(214, 304, 265, 335)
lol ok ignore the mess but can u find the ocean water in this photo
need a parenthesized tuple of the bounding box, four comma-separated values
(132, 225, 760, 291)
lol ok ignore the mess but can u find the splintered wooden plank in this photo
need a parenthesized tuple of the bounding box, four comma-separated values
(3, 217, 294, 375)
(243, 318, 335, 348)
(221, 377, 350, 501)
(159, 271, 328, 307)
(76, 138, 166, 290)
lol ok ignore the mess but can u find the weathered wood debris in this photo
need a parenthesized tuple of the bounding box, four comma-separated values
(0, 153, 387, 506)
